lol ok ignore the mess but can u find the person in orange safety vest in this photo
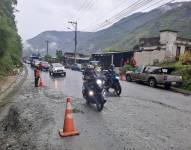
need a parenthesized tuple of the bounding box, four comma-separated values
(34, 66, 40, 87)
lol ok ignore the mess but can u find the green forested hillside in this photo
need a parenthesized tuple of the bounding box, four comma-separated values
(0, 0, 22, 78)
(111, 2, 191, 51)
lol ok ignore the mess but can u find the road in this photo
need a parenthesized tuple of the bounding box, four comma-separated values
(0, 65, 191, 150)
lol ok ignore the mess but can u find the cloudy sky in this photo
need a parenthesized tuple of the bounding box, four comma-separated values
(15, 0, 191, 40)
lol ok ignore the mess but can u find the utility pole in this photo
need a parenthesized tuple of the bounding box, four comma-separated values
(68, 21, 77, 63)
(45, 40, 49, 55)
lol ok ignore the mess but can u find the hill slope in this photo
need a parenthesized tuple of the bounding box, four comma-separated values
(0, 0, 22, 78)
(112, 1, 191, 51)
(26, 1, 191, 55)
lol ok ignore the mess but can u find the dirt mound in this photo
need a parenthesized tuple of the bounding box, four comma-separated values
(0, 105, 34, 150)
(2, 106, 21, 133)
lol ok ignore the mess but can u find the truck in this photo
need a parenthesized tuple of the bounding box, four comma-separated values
(126, 65, 182, 89)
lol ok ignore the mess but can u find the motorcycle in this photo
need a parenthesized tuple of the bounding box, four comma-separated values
(104, 70, 122, 96)
(82, 71, 106, 112)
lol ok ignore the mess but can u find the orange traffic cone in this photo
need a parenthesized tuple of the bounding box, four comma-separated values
(59, 98, 79, 137)
(39, 77, 45, 87)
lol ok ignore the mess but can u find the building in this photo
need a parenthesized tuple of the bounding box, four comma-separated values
(91, 51, 134, 69)
(62, 52, 90, 65)
(134, 30, 191, 65)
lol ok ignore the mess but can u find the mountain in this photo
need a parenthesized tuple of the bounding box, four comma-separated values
(25, 1, 191, 56)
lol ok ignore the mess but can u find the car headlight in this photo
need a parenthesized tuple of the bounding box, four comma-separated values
(89, 91, 94, 96)
(96, 79, 102, 86)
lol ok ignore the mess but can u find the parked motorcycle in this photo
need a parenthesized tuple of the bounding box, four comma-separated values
(104, 70, 122, 96)
(82, 69, 106, 112)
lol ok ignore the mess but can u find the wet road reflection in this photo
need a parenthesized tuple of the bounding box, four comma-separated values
(27, 65, 83, 99)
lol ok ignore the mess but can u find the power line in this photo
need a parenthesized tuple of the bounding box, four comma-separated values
(76, 0, 96, 19)
(92, 0, 175, 31)
(77, 0, 97, 20)
(81, 0, 132, 30)
(93, 0, 155, 31)
(82, 0, 152, 31)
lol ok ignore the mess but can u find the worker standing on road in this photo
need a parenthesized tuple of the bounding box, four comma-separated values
(34, 65, 40, 87)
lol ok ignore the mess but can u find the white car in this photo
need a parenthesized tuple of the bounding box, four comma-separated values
(49, 63, 66, 77)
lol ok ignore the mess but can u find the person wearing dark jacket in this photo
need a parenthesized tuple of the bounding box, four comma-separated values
(34, 66, 40, 87)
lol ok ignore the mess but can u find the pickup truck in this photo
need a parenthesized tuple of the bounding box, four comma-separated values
(126, 66, 182, 89)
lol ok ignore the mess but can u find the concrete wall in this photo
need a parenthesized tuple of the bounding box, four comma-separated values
(180, 45, 186, 54)
(134, 50, 166, 66)
(160, 31, 177, 57)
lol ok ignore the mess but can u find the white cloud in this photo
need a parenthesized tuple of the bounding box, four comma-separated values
(15, 0, 191, 40)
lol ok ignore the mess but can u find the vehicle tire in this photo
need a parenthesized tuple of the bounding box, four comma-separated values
(96, 95, 104, 112)
(102, 89, 107, 99)
(165, 84, 171, 89)
(149, 78, 157, 87)
(115, 83, 121, 96)
(86, 99, 90, 105)
(49, 72, 52, 76)
(126, 74, 132, 82)
(96, 102, 103, 112)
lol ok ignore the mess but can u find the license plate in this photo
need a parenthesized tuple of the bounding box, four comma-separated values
(172, 82, 176, 85)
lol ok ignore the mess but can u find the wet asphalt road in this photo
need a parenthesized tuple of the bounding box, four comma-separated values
(1, 65, 191, 150)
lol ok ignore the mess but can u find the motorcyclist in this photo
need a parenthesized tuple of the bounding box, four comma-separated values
(105, 64, 116, 87)
(83, 65, 97, 81)
(82, 64, 106, 105)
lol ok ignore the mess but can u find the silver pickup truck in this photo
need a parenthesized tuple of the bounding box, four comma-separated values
(126, 66, 182, 89)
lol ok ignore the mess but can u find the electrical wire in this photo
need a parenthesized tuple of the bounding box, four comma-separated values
(81, 0, 137, 31)
(93, 0, 157, 31)
(82, 0, 153, 30)
(92, 0, 175, 31)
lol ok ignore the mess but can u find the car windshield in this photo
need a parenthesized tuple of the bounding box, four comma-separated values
(41, 62, 48, 65)
(52, 63, 63, 67)
(135, 65, 145, 73)
(35, 61, 41, 64)
(90, 61, 100, 66)
(144, 67, 161, 73)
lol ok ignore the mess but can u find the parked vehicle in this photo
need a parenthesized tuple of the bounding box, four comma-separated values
(49, 63, 66, 77)
(40, 61, 50, 71)
(31, 59, 41, 68)
(71, 63, 81, 71)
(104, 70, 121, 96)
(126, 65, 182, 89)
(82, 68, 106, 112)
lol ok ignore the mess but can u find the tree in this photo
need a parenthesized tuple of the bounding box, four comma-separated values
(44, 54, 52, 63)
(0, 0, 22, 78)
(56, 50, 62, 63)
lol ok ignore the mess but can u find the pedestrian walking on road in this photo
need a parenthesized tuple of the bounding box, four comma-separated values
(34, 66, 40, 87)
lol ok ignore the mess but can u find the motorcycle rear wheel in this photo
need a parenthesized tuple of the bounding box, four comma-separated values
(115, 84, 121, 96)
(96, 102, 103, 112)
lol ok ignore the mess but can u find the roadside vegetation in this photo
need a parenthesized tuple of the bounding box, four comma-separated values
(160, 55, 191, 91)
(0, 0, 22, 79)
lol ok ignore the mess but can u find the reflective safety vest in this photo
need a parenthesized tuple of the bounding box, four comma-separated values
(34, 68, 40, 77)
